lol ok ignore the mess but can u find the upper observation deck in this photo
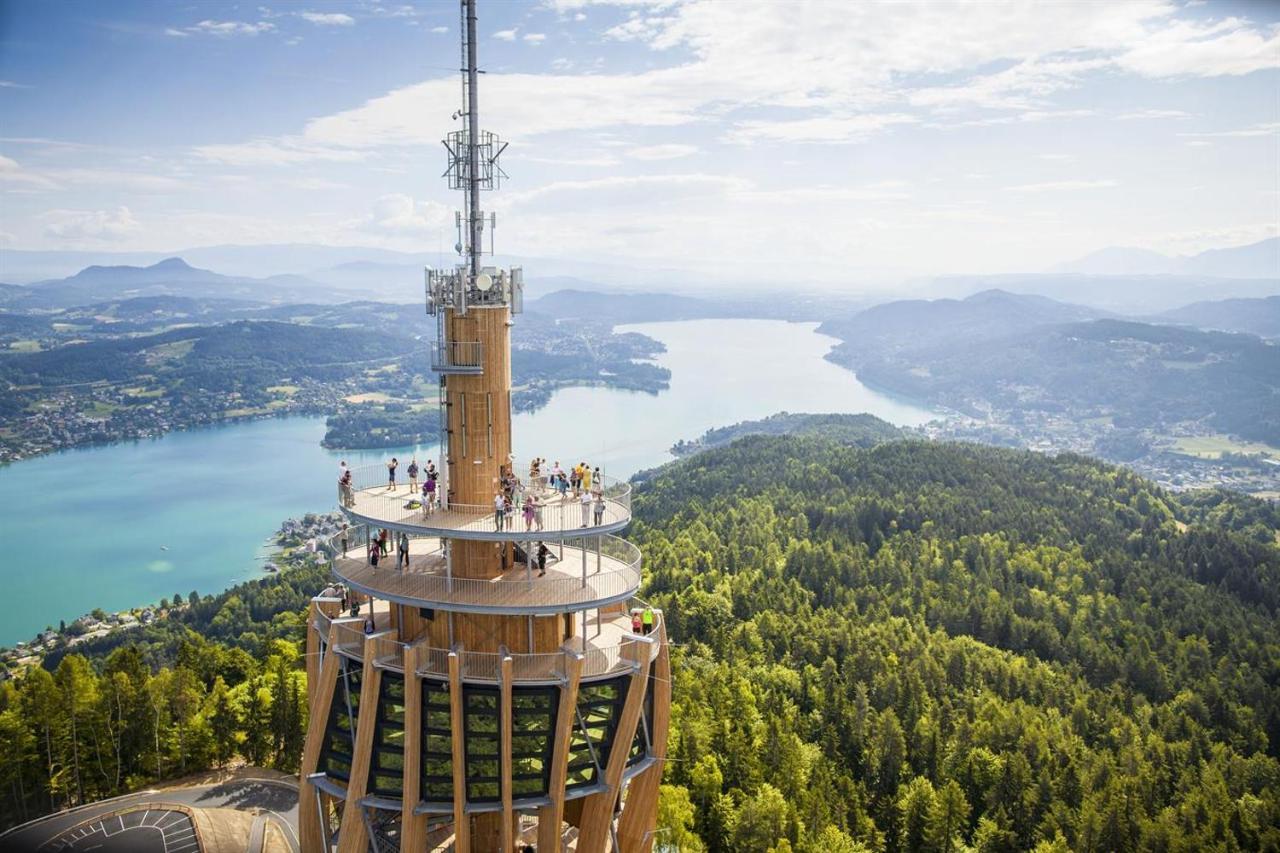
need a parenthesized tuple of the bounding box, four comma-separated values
(338, 464, 632, 541)
(327, 531, 641, 615)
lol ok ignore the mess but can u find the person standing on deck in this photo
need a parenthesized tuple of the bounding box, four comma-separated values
(537, 542, 549, 577)
(534, 494, 544, 531)
(580, 490, 592, 527)
(398, 532, 410, 570)
(642, 605, 655, 635)
(593, 490, 605, 526)
(494, 492, 506, 531)
(387, 457, 398, 491)
(583, 464, 593, 493)
(379, 527, 390, 557)
(523, 495, 535, 531)
(340, 520, 350, 556)
(408, 458, 419, 494)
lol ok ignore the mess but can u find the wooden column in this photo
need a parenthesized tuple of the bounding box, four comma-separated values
(298, 622, 342, 853)
(617, 619, 672, 853)
(400, 644, 428, 853)
(448, 649, 471, 852)
(306, 600, 341, 716)
(499, 651, 514, 852)
(537, 649, 584, 853)
(575, 636, 654, 853)
(336, 636, 384, 853)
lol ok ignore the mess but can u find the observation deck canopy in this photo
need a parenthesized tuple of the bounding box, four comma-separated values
(339, 464, 632, 541)
(327, 532, 640, 615)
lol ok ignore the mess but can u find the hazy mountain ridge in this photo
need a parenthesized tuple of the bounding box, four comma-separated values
(1159, 294, 1280, 339)
(819, 289, 1106, 357)
(11, 257, 368, 308)
(1055, 236, 1278, 278)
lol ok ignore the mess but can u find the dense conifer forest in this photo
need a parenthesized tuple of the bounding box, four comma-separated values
(1, 432, 1278, 850)
(632, 436, 1280, 851)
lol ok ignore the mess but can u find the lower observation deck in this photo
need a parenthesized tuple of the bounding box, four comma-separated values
(328, 532, 641, 615)
(313, 600, 662, 685)
(339, 465, 632, 541)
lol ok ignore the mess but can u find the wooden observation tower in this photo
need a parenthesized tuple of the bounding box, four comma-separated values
(297, 1, 671, 850)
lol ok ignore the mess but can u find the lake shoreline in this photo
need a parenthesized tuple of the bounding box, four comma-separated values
(0, 318, 935, 646)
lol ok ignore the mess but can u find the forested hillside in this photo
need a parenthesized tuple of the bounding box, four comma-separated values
(632, 437, 1280, 852)
(2, 435, 1278, 849)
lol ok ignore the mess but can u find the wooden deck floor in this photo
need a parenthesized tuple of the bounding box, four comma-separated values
(331, 541, 639, 612)
(343, 483, 630, 539)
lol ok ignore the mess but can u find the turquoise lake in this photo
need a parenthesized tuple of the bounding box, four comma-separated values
(0, 319, 934, 645)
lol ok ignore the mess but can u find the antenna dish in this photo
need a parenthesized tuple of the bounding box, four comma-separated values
(475, 273, 494, 291)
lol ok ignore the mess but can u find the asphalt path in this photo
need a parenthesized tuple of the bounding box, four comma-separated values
(1, 777, 300, 853)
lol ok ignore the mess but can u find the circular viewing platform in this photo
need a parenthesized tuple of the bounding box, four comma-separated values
(313, 600, 663, 685)
(326, 532, 641, 614)
(338, 465, 632, 541)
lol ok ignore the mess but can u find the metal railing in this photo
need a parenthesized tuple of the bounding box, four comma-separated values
(430, 340, 483, 373)
(340, 463, 632, 538)
(313, 607, 664, 685)
(331, 619, 370, 659)
(326, 530, 642, 612)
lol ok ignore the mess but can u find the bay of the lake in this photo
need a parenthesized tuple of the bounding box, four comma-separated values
(0, 319, 933, 645)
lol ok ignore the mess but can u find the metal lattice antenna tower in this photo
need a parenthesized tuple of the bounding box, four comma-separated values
(445, 0, 507, 281)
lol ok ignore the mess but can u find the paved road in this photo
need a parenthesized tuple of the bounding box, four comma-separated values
(1, 778, 300, 853)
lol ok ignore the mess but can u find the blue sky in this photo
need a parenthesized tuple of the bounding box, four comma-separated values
(1, 0, 1277, 281)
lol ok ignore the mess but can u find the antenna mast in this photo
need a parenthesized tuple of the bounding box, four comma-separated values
(446, 0, 506, 281)
(464, 0, 481, 278)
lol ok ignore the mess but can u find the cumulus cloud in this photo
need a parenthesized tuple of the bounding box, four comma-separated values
(524, 32, 546, 44)
(300, 12, 355, 26)
(353, 193, 452, 236)
(431, 25, 448, 34)
(41, 206, 140, 241)
(184, 0, 1280, 162)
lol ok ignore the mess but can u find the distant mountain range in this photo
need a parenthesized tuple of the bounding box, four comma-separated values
(819, 288, 1106, 356)
(819, 288, 1280, 445)
(1159, 295, 1280, 339)
(0, 257, 372, 309)
(1054, 236, 1278, 278)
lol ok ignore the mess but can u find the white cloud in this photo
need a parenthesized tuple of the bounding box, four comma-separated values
(300, 12, 355, 26)
(0, 80, 32, 88)
(1116, 16, 1280, 77)
(0, 154, 59, 189)
(625, 143, 696, 160)
(1004, 180, 1118, 192)
(352, 193, 452, 236)
(185, 0, 1280, 163)
(1117, 108, 1193, 120)
(180, 20, 276, 37)
(431, 26, 448, 34)
(727, 114, 917, 145)
(164, 28, 190, 38)
(524, 32, 547, 44)
(1179, 121, 1280, 139)
(41, 206, 140, 241)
